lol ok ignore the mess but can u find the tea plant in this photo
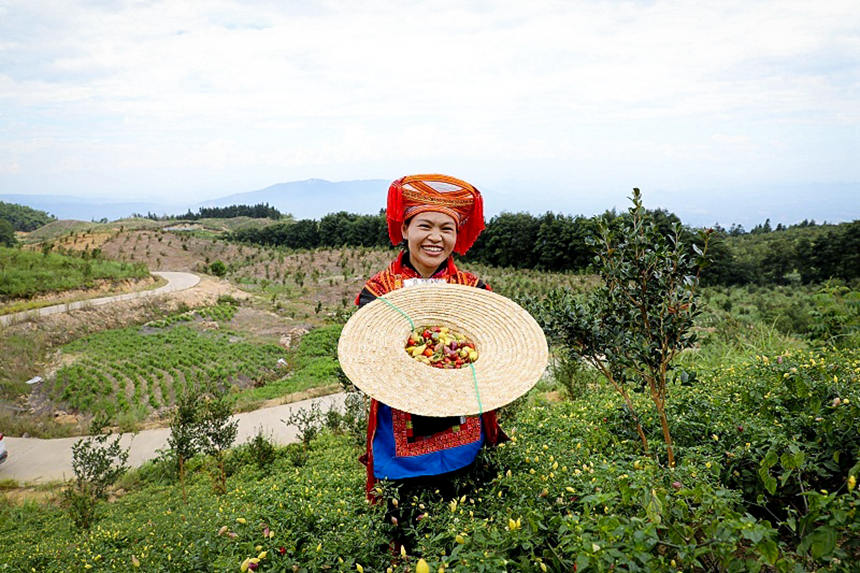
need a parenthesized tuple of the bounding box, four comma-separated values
(63, 417, 129, 529)
(531, 189, 711, 467)
(47, 318, 285, 420)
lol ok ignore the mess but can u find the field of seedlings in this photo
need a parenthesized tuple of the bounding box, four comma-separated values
(42, 302, 286, 422)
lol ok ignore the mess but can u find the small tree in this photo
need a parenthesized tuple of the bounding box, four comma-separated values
(0, 219, 17, 247)
(209, 260, 227, 277)
(197, 391, 238, 494)
(538, 189, 710, 467)
(167, 390, 201, 501)
(64, 417, 130, 529)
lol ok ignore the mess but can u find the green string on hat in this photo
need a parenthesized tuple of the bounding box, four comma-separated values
(469, 362, 483, 415)
(377, 294, 483, 415)
(378, 295, 415, 331)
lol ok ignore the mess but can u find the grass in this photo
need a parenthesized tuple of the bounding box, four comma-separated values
(0, 246, 150, 301)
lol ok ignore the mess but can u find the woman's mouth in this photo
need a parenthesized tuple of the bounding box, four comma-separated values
(422, 245, 444, 255)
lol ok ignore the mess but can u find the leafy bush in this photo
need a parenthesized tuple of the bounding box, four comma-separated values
(209, 259, 227, 277)
(63, 417, 129, 529)
(529, 189, 711, 467)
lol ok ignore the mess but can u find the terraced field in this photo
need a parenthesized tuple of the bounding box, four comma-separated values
(44, 303, 286, 420)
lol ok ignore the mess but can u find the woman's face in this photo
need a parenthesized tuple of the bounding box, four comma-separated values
(401, 211, 458, 277)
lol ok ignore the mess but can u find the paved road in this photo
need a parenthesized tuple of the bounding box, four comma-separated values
(0, 271, 200, 326)
(0, 393, 346, 484)
(0, 271, 347, 484)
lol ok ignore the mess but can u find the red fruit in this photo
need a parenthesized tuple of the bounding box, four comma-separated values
(278, 547, 286, 555)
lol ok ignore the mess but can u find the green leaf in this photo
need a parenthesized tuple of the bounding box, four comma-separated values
(756, 539, 779, 565)
(742, 527, 764, 544)
(808, 527, 836, 559)
(763, 475, 777, 495)
(644, 490, 662, 525)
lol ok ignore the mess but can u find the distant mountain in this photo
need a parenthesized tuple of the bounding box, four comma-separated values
(0, 179, 390, 222)
(197, 178, 388, 219)
(3, 179, 855, 227)
(0, 194, 174, 221)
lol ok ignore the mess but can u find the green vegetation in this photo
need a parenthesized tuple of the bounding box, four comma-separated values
(0, 201, 55, 231)
(529, 190, 712, 468)
(1, 345, 857, 570)
(45, 306, 286, 421)
(0, 220, 15, 247)
(230, 204, 859, 287)
(2, 199, 858, 569)
(704, 221, 859, 285)
(161, 203, 283, 221)
(36, 305, 344, 424)
(0, 246, 149, 301)
(64, 417, 129, 529)
(232, 324, 345, 410)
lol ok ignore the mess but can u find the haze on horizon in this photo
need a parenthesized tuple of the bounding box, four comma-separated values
(1, 1, 858, 228)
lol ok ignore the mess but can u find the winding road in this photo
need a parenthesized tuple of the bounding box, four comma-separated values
(0, 271, 345, 484)
(0, 271, 200, 326)
(1, 393, 346, 484)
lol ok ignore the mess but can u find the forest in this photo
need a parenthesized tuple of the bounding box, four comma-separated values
(230, 209, 859, 287)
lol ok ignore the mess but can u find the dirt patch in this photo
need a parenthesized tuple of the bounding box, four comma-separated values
(230, 307, 306, 344)
(2, 486, 61, 506)
(236, 384, 342, 413)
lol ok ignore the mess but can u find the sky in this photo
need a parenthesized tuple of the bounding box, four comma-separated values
(1, 0, 858, 227)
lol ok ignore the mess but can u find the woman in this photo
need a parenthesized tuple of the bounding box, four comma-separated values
(355, 175, 507, 509)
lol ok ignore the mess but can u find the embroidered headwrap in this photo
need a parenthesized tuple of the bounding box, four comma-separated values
(386, 174, 485, 255)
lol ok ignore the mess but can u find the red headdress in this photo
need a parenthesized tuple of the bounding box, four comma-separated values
(386, 174, 485, 255)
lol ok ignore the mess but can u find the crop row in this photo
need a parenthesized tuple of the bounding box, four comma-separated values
(144, 302, 238, 328)
(48, 324, 284, 417)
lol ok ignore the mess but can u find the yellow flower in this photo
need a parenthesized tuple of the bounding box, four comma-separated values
(132, 555, 140, 568)
(455, 534, 466, 544)
(240, 558, 250, 572)
(356, 564, 364, 573)
(236, 517, 247, 524)
(848, 475, 856, 492)
(415, 559, 430, 573)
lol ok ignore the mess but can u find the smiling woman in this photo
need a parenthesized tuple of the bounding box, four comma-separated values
(400, 211, 458, 277)
(348, 174, 506, 551)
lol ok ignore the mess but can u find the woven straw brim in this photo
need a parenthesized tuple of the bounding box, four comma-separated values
(337, 283, 548, 417)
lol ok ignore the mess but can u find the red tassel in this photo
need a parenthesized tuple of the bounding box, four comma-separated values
(386, 178, 405, 246)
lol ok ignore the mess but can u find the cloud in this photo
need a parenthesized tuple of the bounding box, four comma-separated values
(0, 0, 858, 206)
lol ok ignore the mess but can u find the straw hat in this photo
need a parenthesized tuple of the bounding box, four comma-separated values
(337, 283, 548, 417)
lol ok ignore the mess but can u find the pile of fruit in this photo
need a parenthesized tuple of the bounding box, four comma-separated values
(405, 326, 478, 369)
